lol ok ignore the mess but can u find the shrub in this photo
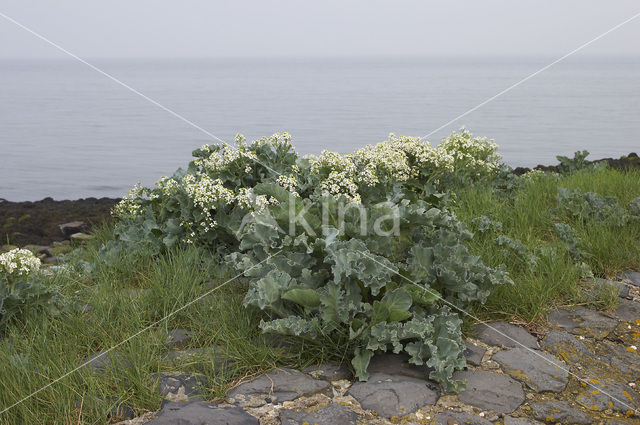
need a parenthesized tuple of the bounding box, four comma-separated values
(104, 129, 509, 391)
(0, 249, 63, 327)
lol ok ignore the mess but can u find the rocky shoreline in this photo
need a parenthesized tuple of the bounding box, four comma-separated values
(0, 197, 119, 246)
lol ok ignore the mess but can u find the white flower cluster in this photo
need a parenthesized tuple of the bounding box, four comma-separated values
(0, 248, 41, 279)
(194, 142, 258, 174)
(309, 151, 361, 202)
(154, 176, 180, 197)
(253, 132, 294, 151)
(438, 128, 501, 174)
(112, 182, 146, 219)
(384, 134, 455, 172)
(236, 188, 279, 212)
(276, 174, 300, 196)
(352, 142, 412, 185)
(183, 173, 235, 231)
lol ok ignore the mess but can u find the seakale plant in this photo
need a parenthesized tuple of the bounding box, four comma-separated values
(228, 193, 512, 392)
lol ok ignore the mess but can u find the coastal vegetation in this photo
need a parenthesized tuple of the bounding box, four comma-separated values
(0, 130, 639, 424)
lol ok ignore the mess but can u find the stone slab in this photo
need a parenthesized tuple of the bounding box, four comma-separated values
(453, 370, 525, 414)
(530, 401, 592, 424)
(474, 322, 539, 349)
(347, 372, 439, 418)
(226, 368, 330, 407)
(145, 401, 258, 425)
(464, 341, 486, 366)
(541, 330, 594, 363)
(549, 306, 618, 339)
(492, 347, 569, 392)
(279, 402, 360, 425)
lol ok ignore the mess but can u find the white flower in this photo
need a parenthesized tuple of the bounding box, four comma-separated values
(0, 248, 41, 279)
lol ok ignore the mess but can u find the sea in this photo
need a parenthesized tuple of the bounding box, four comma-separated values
(1, 55, 638, 201)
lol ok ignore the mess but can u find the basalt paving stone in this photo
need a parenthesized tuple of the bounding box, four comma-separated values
(492, 347, 569, 392)
(279, 402, 360, 425)
(530, 401, 592, 425)
(226, 368, 330, 407)
(503, 416, 544, 425)
(541, 330, 596, 363)
(453, 370, 525, 414)
(575, 379, 640, 414)
(347, 372, 439, 418)
(464, 341, 486, 366)
(599, 340, 640, 380)
(614, 299, 640, 322)
(144, 401, 259, 425)
(590, 277, 631, 299)
(302, 363, 352, 381)
(151, 372, 209, 402)
(548, 306, 619, 339)
(618, 272, 640, 287)
(434, 410, 492, 425)
(474, 322, 539, 349)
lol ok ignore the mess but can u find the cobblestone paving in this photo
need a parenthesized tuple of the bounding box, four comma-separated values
(117, 275, 640, 425)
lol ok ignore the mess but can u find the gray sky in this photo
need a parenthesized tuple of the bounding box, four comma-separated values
(1, 1, 639, 59)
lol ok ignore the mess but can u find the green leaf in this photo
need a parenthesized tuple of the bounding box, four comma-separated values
(405, 284, 439, 306)
(382, 288, 412, 322)
(352, 348, 374, 381)
(282, 288, 321, 309)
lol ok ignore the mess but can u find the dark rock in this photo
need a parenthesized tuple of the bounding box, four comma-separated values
(43, 256, 61, 265)
(152, 372, 209, 402)
(614, 300, 640, 322)
(145, 401, 258, 425)
(366, 353, 432, 379)
(541, 331, 595, 363)
(435, 411, 492, 425)
(504, 416, 543, 425)
(575, 379, 639, 413)
(347, 372, 439, 418)
(166, 329, 192, 349)
(453, 370, 525, 414)
(109, 402, 135, 421)
(464, 341, 486, 366)
(600, 340, 640, 379)
(474, 322, 539, 349)
(492, 348, 569, 392)
(59, 221, 87, 237)
(303, 363, 352, 381)
(548, 306, 618, 339)
(590, 277, 631, 299)
(530, 401, 592, 424)
(279, 402, 360, 425)
(226, 368, 330, 407)
(618, 272, 640, 287)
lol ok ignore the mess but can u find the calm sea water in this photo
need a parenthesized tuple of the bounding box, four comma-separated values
(1, 56, 639, 201)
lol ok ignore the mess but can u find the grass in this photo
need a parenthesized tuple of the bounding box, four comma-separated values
(453, 167, 640, 325)
(0, 166, 639, 424)
(0, 229, 333, 424)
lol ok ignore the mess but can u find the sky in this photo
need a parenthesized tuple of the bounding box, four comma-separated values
(1, 1, 639, 59)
